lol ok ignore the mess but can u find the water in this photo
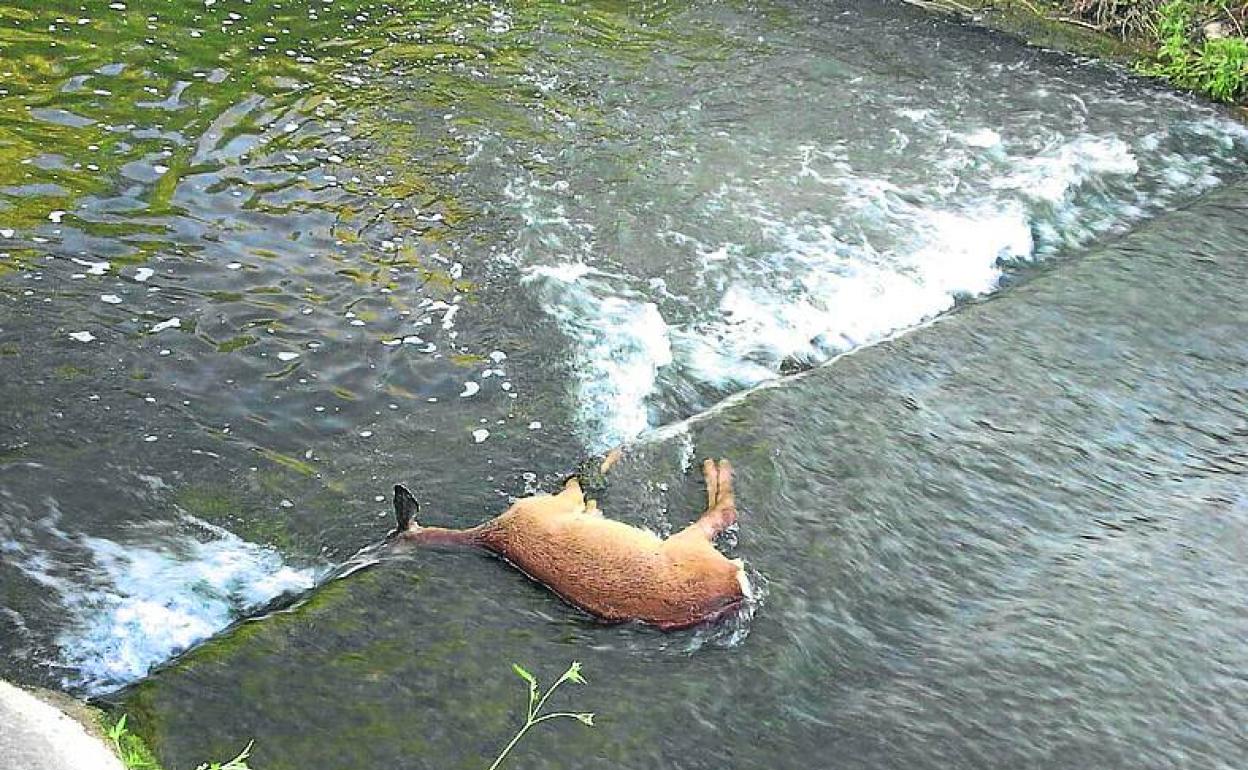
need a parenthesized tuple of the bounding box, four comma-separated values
(114, 181, 1248, 770)
(0, 0, 1246, 766)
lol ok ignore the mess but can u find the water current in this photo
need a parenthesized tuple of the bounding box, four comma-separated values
(0, 0, 1245, 767)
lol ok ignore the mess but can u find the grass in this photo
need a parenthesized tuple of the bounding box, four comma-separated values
(1142, 1, 1248, 102)
(487, 661, 596, 770)
(1066, 0, 1248, 102)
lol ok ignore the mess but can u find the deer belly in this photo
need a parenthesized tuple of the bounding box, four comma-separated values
(487, 523, 743, 627)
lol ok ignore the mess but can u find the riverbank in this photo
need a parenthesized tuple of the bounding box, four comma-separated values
(0, 679, 123, 770)
(910, 0, 1248, 112)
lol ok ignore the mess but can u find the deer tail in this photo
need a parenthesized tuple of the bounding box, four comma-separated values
(392, 484, 420, 536)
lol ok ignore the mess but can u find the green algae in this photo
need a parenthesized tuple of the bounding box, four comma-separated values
(54, 363, 88, 381)
(174, 480, 298, 553)
(254, 448, 317, 478)
(450, 352, 486, 367)
(263, 361, 302, 380)
(216, 335, 258, 353)
(174, 483, 241, 522)
(920, 0, 1143, 62)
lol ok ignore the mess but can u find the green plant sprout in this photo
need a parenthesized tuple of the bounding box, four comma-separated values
(487, 661, 596, 770)
(195, 741, 255, 770)
(105, 713, 254, 770)
(106, 714, 159, 770)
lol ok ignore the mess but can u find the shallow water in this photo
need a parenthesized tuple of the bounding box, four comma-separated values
(116, 180, 1248, 770)
(1, 0, 1247, 766)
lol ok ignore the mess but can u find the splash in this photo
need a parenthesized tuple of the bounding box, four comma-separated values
(522, 264, 674, 451)
(4, 516, 324, 694)
(507, 119, 1248, 449)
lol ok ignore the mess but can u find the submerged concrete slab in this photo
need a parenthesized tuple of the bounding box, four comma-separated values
(111, 178, 1248, 770)
(0, 680, 123, 770)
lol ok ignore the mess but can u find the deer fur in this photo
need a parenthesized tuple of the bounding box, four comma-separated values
(387, 455, 746, 630)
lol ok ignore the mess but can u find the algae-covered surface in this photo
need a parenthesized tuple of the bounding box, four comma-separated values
(2, 0, 1247, 768)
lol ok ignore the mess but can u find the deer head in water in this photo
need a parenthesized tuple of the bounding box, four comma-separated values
(386, 455, 748, 631)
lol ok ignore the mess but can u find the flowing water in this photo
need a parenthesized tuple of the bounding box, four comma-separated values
(0, 0, 1246, 767)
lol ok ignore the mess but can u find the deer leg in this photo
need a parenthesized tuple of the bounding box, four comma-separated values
(559, 475, 587, 504)
(703, 458, 720, 510)
(562, 446, 624, 503)
(563, 478, 605, 517)
(599, 447, 623, 475)
(399, 525, 483, 547)
(675, 458, 737, 541)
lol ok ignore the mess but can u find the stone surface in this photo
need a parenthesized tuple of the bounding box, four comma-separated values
(0, 680, 123, 770)
(1203, 20, 1229, 40)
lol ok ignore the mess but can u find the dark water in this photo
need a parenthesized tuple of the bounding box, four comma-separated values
(1, 0, 1247, 767)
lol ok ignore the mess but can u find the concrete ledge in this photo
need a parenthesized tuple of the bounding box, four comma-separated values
(0, 680, 123, 770)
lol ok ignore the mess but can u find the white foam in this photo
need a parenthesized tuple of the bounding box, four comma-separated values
(522, 263, 673, 451)
(70, 258, 109, 275)
(506, 113, 1248, 451)
(5, 517, 323, 694)
(958, 128, 1003, 149)
(58, 533, 319, 692)
(674, 203, 1032, 389)
(991, 134, 1138, 203)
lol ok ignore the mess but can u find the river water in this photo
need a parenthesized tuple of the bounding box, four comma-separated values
(1, 0, 1246, 767)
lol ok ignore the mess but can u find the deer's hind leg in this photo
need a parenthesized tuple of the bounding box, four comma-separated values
(675, 458, 737, 541)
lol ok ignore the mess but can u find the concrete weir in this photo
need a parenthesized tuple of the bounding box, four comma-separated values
(105, 176, 1248, 769)
(0, 680, 122, 770)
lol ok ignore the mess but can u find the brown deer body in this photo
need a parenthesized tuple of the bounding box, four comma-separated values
(389, 458, 746, 630)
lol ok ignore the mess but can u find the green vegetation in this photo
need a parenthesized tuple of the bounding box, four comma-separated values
(1063, 0, 1248, 102)
(104, 713, 254, 770)
(105, 715, 162, 770)
(1140, 1, 1248, 102)
(216, 335, 259, 354)
(110, 659, 597, 770)
(918, 0, 1248, 104)
(488, 661, 596, 770)
(194, 742, 255, 770)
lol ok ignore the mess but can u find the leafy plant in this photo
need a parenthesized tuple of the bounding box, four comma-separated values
(194, 741, 255, 770)
(487, 662, 596, 770)
(1193, 36, 1248, 101)
(1139, 0, 1248, 102)
(105, 713, 254, 770)
(106, 714, 160, 770)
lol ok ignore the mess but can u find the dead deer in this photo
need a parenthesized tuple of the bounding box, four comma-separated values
(387, 453, 747, 630)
